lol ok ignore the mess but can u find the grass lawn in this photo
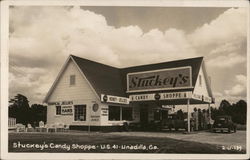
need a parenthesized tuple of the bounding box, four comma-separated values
(9, 132, 245, 153)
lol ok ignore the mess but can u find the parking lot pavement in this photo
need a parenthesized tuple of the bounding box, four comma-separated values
(108, 130, 246, 150)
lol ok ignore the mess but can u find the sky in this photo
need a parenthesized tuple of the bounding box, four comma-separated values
(9, 6, 247, 106)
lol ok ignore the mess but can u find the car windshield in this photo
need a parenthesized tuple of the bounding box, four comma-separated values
(216, 117, 227, 123)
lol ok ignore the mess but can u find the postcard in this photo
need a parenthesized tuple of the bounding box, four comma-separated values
(1, 0, 249, 159)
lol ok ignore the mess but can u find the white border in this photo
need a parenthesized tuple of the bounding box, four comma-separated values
(2, 0, 249, 7)
(246, 2, 250, 157)
(1, 0, 249, 160)
(1, 0, 9, 158)
(126, 66, 193, 93)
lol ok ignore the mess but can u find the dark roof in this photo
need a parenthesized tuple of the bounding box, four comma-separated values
(71, 55, 204, 98)
(71, 55, 124, 97)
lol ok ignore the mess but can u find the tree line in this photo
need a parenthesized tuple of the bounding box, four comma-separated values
(9, 94, 47, 127)
(211, 99, 247, 124)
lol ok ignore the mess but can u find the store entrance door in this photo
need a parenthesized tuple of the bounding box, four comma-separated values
(161, 110, 169, 121)
(140, 104, 148, 129)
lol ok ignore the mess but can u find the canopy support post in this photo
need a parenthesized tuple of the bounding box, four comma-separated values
(88, 106, 91, 133)
(187, 98, 190, 133)
(208, 103, 211, 128)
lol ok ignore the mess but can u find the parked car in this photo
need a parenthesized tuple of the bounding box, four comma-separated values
(212, 115, 236, 133)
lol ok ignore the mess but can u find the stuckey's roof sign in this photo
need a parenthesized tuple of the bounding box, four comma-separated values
(127, 66, 192, 93)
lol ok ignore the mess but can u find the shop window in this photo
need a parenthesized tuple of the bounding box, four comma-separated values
(70, 75, 76, 85)
(122, 107, 133, 121)
(199, 75, 202, 86)
(74, 105, 86, 121)
(108, 105, 121, 121)
(56, 106, 61, 115)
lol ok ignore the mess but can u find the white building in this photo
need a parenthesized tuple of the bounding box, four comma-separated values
(44, 55, 214, 131)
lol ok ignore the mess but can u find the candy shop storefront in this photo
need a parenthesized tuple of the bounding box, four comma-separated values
(44, 55, 214, 132)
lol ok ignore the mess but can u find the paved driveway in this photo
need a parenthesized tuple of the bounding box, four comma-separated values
(108, 131, 246, 150)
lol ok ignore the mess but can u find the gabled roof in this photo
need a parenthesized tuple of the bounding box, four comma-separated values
(201, 61, 213, 98)
(71, 55, 124, 97)
(71, 55, 204, 97)
(44, 55, 210, 102)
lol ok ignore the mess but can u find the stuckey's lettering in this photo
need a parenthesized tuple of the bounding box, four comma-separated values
(129, 74, 189, 88)
(127, 67, 192, 92)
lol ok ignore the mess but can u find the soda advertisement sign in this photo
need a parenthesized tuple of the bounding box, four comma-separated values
(127, 66, 192, 93)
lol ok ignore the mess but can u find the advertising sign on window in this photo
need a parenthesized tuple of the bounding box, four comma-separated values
(61, 106, 73, 115)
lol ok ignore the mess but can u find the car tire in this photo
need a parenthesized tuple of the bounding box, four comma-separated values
(123, 122, 129, 131)
(169, 127, 172, 131)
